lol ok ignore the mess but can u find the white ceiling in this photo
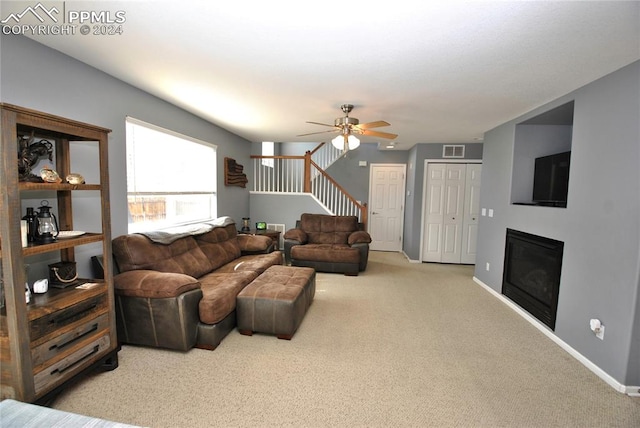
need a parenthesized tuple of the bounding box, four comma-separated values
(18, 1, 640, 150)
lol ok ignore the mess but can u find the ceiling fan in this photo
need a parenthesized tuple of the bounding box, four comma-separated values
(298, 104, 397, 151)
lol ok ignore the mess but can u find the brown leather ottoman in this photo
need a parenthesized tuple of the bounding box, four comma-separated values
(236, 265, 315, 339)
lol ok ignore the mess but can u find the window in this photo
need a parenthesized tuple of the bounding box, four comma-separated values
(126, 117, 217, 233)
(262, 141, 274, 168)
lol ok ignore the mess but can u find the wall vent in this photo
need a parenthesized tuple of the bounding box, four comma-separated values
(443, 145, 465, 158)
(267, 223, 286, 249)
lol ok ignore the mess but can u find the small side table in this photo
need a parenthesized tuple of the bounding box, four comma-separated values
(240, 229, 282, 249)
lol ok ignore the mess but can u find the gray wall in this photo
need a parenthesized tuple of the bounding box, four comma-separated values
(1, 34, 253, 275)
(474, 61, 640, 386)
(249, 193, 330, 236)
(325, 143, 409, 204)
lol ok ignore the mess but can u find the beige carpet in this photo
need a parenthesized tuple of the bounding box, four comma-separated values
(53, 252, 639, 427)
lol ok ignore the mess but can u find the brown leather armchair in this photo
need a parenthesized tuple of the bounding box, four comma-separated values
(283, 213, 372, 275)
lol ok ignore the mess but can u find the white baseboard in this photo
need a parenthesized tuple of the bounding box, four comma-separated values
(402, 251, 421, 263)
(472, 276, 638, 396)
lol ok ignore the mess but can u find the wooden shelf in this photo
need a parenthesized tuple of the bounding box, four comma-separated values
(19, 183, 102, 192)
(0, 103, 118, 403)
(27, 281, 107, 321)
(0, 234, 104, 258)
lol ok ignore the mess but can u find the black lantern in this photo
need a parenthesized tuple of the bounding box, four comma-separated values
(241, 217, 251, 232)
(35, 200, 59, 244)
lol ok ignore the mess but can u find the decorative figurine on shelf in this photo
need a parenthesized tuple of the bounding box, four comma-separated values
(18, 133, 54, 182)
(66, 173, 85, 184)
(241, 217, 251, 232)
(40, 166, 62, 183)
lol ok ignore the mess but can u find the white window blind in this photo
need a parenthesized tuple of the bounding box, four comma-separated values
(126, 117, 217, 233)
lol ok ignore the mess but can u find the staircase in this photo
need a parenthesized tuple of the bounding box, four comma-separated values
(251, 143, 368, 225)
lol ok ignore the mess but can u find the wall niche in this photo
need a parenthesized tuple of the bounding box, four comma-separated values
(511, 101, 574, 208)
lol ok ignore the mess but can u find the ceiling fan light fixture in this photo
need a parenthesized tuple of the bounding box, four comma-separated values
(304, 104, 393, 149)
(331, 134, 360, 151)
(348, 134, 360, 150)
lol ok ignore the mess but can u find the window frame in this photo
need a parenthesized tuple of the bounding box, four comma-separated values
(125, 117, 217, 233)
(262, 141, 274, 168)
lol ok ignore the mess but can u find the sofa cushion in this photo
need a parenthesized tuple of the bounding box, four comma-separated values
(195, 224, 242, 270)
(198, 271, 257, 324)
(237, 234, 274, 252)
(214, 252, 283, 275)
(291, 244, 360, 264)
(283, 228, 307, 243)
(348, 230, 372, 245)
(300, 213, 359, 245)
(114, 270, 201, 298)
(113, 234, 213, 278)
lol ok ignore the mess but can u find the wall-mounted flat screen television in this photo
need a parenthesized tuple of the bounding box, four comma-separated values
(532, 151, 571, 207)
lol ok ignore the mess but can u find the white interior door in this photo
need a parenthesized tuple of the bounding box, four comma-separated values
(461, 164, 482, 264)
(422, 164, 446, 262)
(422, 162, 480, 264)
(368, 164, 406, 251)
(441, 164, 466, 263)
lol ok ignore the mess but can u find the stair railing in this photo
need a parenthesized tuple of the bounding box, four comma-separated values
(307, 158, 368, 226)
(251, 146, 367, 226)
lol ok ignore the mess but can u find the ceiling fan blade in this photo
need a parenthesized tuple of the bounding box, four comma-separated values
(355, 120, 391, 130)
(358, 129, 398, 139)
(296, 129, 340, 137)
(305, 121, 336, 127)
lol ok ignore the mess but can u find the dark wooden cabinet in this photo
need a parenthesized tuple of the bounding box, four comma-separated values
(0, 104, 119, 403)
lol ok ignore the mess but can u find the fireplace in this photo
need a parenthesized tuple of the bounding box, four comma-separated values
(502, 229, 564, 330)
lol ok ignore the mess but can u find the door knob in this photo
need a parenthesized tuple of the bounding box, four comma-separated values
(372, 211, 379, 215)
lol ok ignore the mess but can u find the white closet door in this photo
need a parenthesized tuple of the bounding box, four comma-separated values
(422, 162, 481, 264)
(422, 164, 446, 262)
(440, 164, 466, 263)
(461, 164, 482, 264)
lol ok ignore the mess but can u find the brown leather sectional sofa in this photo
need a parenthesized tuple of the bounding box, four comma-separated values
(283, 213, 372, 275)
(111, 220, 282, 351)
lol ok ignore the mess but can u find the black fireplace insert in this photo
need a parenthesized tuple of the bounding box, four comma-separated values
(502, 229, 564, 330)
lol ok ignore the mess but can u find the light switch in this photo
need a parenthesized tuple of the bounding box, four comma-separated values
(481, 208, 486, 216)
(488, 209, 494, 217)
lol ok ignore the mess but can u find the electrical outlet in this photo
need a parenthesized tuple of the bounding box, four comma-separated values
(596, 325, 605, 340)
(485, 262, 490, 271)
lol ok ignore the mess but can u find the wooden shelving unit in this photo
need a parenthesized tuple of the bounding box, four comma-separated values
(0, 104, 119, 404)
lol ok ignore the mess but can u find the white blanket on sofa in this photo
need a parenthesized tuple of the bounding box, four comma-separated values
(139, 216, 235, 244)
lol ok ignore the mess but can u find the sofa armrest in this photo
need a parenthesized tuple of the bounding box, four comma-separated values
(348, 230, 372, 245)
(284, 228, 308, 244)
(237, 234, 273, 253)
(114, 270, 201, 299)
